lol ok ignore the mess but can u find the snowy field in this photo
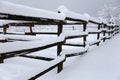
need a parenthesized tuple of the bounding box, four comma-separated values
(37, 33, 120, 80)
(0, 23, 119, 80)
(0, 28, 119, 80)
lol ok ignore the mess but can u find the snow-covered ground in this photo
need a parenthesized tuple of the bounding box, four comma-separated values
(50, 33, 120, 80)
(0, 24, 119, 80)
(0, 32, 118, 80)
(18, 33, 119, 80)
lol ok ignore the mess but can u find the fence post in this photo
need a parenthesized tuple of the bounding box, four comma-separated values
(3, 27, 7, 34)
(57, 43, 63, 73)
(83, 22, 87, 32)
(0, 55, 3, 63)
(57, 23, 63, 73)
(97, 33, 100, 40)
(57, 24, 63, 36)
(103, 24, 106, 42)
(29, 24, 33, 35)
(83, 36, 86, 47)
(108, 26, 111, 36)
(3, 25, 8, 34)
(97, 24, 101, 46)
(83, 22, 87, 47)
(98, 24, 101, 30)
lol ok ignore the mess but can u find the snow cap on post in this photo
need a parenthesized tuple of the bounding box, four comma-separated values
(83, 13, 91, 21)
(58, 6, 89, 22)
(58, 6, 68, 13)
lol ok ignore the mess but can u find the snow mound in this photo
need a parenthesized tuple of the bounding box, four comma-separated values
(58, 6, 89, 21)
(58, 6, 68, 13)
(0, 1, 65, 20)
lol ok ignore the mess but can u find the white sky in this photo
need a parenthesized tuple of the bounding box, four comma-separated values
(3, 0, 120, 17)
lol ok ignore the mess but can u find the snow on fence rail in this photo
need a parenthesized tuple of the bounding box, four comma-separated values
(0, 1, 119, 80)
(0, 1, 65, 21)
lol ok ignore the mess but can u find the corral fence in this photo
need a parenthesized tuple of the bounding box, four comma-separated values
(0, 1, 119, 80)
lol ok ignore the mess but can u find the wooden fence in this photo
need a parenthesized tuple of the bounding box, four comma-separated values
(0, 3, 119, 80)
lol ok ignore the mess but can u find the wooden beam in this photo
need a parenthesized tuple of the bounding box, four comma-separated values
(66, 17, 87, 23)
(0, 13, 65, 24)
(66, 50, 87, 57)
(65, 35, 88, 39)
(57, 42, 63, 73)
(10, 22, 85, 26)
(29, 24, 33, 35)
(89, 32, 101, 34)
(0, 41, 64, 60)
(83, 23, 87, 31)
(25, 32, 58, 35)
(0, 39, 7, 43)
(57, 24, 63, 36)
(57, 24, 64, 73)
(63, 43, 85, 47)
(83, 36, 87, 47)
(98, 24, 101, 30)
(0, 55, 3, 63)
(3, 25, 8, 34)
(97, 33, 100, 40)
(89, 20, 101, 25)
(89, 41, 101, 46)
(29, 58, 65, 80)
(20, 55, 54, 61)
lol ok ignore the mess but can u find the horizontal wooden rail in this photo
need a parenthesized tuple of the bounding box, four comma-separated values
(0, 41, 64, 63)
(20, 55, 54, 61)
